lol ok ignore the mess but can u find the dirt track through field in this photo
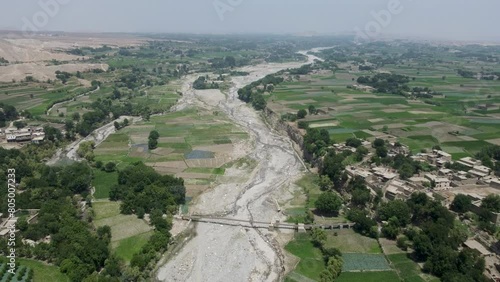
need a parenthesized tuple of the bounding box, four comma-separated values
(156, 50, 324, 282)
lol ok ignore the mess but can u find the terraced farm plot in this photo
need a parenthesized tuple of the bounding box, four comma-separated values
(379, 238, 406, 255)
(93, 201, 153, 243)
(324, 229, 382, 254)
(342, 253, 391, 272)
(16, 259, 69, 282)
(4, 77, 96, 108)
(269, 68, 500, 155)
(92, 169, 118, 199)
(285, 233, 325, 281)
(113, 231, 153, 262)
(388, 254, 439, 282)
(336, 271, 400, 282)
(95, 108, 248, 199)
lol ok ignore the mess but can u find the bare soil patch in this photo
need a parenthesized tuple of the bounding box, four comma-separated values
(309, 122, 339, 128)
(0, 62, 108, 82)
(487, 138, 500, 146)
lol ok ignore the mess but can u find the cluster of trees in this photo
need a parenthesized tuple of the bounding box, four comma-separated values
(475, 145, 500, 176)
(148, 130, 159, 150)
(347, 208, 378, 238)
(405, 193, 485, 281)
(76, 141, 95, 161)
(0, 146, 187, 281)
(357, 73, 411, 95)
(303, 128, 331, 158)
(348, 191, 487, 281)
(377, 200, 412, 239)
(342, 179, 487, 282)
(0, 57, 8, 64)
(67, 48, 85, 56)
(103, 162, 185, 278)
(451, 193, 500, 234)
(315, 192, 343, 215)
(114, 118, 129, 130)
(308, 228, 344, 282)
(295, 105, 318, 120)
(322, 150, 350, 190)
(457, 69, 475, 78)
(412, 86, 440, 98)
(346, 176, 372, 208)
(55, 70, 73, 84)
(110, 162, 185, 215)
(368, 139, 426, 179)
(288, 64, 313, 75)
(209, 56, 236, 69)
(85, 45, 113, 53)
(193, 76, 220, 90)
(73, 98, 149, 137)
(95, 160, 117, 173)
(25, 199, 110, 281)
(372, 138, 388, 159)
(0, 147, 119, 281)
(0, 102, 18, 127)
(238, 74, 284, 110)
(391, 153, 422, 180)
(297, 109, 307, 119)
(130, 209, 172, 275)
(345, 138, 369, 162)
(359, 65, 374, 71)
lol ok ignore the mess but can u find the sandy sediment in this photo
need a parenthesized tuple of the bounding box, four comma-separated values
(156, 51, 322, 282)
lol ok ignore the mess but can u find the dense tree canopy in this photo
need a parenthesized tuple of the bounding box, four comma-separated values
(315, 192, 342, 215)
(378, 200, 411, 227)
(111, 162, 185, 214)
(450, 194, 472, 214)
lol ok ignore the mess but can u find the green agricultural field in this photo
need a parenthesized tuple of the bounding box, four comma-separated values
(342, 253, 391, 272)
(388, 254, 439, 282)
(0, 79, 93, 117)
(93, 201, 153, 241)
(113, 231, 153, 263)
(95, 107, 248, 199)
(92, 169, 118, 199)
(285, 173, 324, 223)
(16, 258, 69, 282)
(93, 201, 153, 263)
(295, 174, 321, 208)
(336, 271, 400, 282)
(285, 233, 325, 281)
(268, 49, 500, 154)
(324, 229, 382, 254)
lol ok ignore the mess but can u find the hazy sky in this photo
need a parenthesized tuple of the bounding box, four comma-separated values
(0, 0, 499, 41)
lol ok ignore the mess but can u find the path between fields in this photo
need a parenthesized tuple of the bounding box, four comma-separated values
(156, 50, 325, 282)
(46, 86, 100, 116)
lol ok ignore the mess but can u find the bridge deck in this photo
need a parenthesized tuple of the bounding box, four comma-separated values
(179, 215, 355, 231)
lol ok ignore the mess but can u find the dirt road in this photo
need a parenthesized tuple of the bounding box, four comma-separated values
(46, 115, 141, 165)
(156, 51, 322, 282)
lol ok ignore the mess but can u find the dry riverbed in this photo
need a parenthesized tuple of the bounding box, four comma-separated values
(156, 52, 322, 282)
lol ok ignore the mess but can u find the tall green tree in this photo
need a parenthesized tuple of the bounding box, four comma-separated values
(315, 192, 342, 215)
